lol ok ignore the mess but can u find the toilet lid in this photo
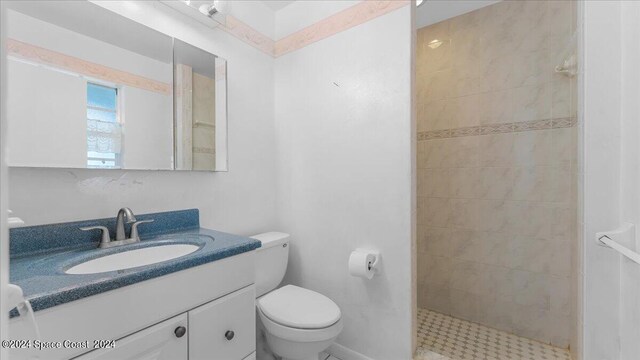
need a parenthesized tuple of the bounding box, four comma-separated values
(257, 285, 341, 329)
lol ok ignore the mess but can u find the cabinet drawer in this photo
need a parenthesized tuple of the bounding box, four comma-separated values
(189, 285, 255, 360)
(74, 314, 187, 360)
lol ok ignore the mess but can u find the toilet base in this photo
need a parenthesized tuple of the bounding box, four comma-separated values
(265, 331, 336, 360)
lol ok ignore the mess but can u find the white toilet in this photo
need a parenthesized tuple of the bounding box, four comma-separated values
(251, 232, 343, 360)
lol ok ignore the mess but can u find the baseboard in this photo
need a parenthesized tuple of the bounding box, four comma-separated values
(327, 343, 374, 360)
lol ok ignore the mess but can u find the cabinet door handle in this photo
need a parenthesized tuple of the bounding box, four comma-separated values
(175, 326, 187, 338)
(224, 330, 234, 340)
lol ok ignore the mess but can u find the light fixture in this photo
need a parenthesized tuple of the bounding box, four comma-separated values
(417, 0, 425, 7)
(198, 0, 228, 18)
(161, 0, 227, 29)
(427, 39, 443, 49)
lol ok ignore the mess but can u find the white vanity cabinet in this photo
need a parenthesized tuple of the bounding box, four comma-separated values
(189, 285, 256, 360)
(74, 285, 255, 360)
(10, 252, 257, 360)
(74, 314, 188, 360)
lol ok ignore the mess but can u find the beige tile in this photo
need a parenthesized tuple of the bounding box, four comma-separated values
(478, 167, 516, 200)
(479, 133, 516, 167)
(419, 70, 453, 101)
(419, 284, 451, 315)
(548, 0, 573, 56)
(552, 79, 572, 119)
(510, 269, 550, 310)
(423, 197, 451, 228)
(550, 275, 571, 316)
(479, 52, 514, 92)
(551, 205, 576, 238)
(421, 99, 452, 131)
(448, 136, 479, 167)
(512, 83, 552, 122)
(450, 259, 484, 295)
(547, 166, 573, 205)
(418, 168, 449, 198)
(449, 198, 479, 230)
(510, 49, 552, 88)
(551, 127, 577, 167)
(502, 235, 549, 274)
(422, 254, 452, 289)
(479, 90, 515, 125)
(449, 167, 479, 199)
(479, 231, 512, 266)
(510, 166, 548, 202)
(423, 227, 452, 258)
(450, 229, 482, 262)
(449, 288, 483, 323)
(421, 39, 452, 75)
(506, 0, 549, 53)
(508, 201, 551, 238)
(549, 238, 571, 277)
(512, 130, 553, 166)
(452, 94, 481, 128)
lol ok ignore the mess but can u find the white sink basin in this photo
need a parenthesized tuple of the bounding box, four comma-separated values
(66, 244, 200, 274)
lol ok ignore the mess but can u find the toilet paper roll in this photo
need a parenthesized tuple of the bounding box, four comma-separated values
(349, 250, 377, 279)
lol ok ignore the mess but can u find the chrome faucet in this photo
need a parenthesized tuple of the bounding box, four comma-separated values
(115, 207, 137, 240)
(80, 208, 154, 249)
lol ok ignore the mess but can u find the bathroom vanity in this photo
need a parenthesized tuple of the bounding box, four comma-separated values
(8, 209, 260, 360)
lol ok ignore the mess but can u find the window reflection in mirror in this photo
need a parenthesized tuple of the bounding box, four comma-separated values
(4, 1, 227, 171)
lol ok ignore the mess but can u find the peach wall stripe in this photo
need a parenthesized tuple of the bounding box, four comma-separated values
(274, 0, 410, 57)
(6, 38, 172, 95)
(220, 15, 275, 56)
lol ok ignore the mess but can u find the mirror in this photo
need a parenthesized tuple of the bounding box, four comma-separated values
(4, 1, 228, 171)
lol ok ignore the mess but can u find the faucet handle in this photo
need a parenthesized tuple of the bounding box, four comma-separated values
(130, 219, 154, 241)
(80, 226, 111, 246)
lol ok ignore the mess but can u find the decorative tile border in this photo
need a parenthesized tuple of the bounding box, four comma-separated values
(6, 38, 172, 95)
(220, 15, 275, 56)
(193, 146, 215, 154)
(215, 1, 409, 58)
(418, 117, 577, 141)
(274, 0, 409, 57)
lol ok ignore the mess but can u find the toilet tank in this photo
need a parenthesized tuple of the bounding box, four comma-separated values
(251, 232, 290, 298)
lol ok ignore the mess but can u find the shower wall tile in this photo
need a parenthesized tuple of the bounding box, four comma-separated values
(417, 0, 576, 349)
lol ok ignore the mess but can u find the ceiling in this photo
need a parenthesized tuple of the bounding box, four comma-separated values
(416, 0, 500, 29)
(261, 0, 296, 11)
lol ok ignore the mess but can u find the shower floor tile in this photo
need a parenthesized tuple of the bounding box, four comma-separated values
(415, 309, 572, 360)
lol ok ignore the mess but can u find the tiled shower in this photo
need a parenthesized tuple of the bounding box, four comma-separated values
(416, 0, 578, 355)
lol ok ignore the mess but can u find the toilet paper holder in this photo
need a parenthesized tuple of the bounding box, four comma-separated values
(367, 253, 380, 271)
(348, 249, 381, 279)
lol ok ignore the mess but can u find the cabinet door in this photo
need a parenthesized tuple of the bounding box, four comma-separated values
(189, 285, 255, 360)
(74, 314, 187, 360)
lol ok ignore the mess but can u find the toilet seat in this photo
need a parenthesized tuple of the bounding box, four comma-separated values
(257, 285, 343, 343)
(257, 285, 341, 329)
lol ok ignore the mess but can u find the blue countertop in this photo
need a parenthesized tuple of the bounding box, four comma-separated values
(9, 209, 261, 318)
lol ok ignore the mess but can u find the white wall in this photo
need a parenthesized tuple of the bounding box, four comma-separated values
(274, 3, 414, 359)
(618, 1, 640, 359)
(581, 1, 640, 359)
(7, 60, 87, 168)
(0, 2, 10, 359)
(8, 1, 278, 237)
(582, 1, 622, 358)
